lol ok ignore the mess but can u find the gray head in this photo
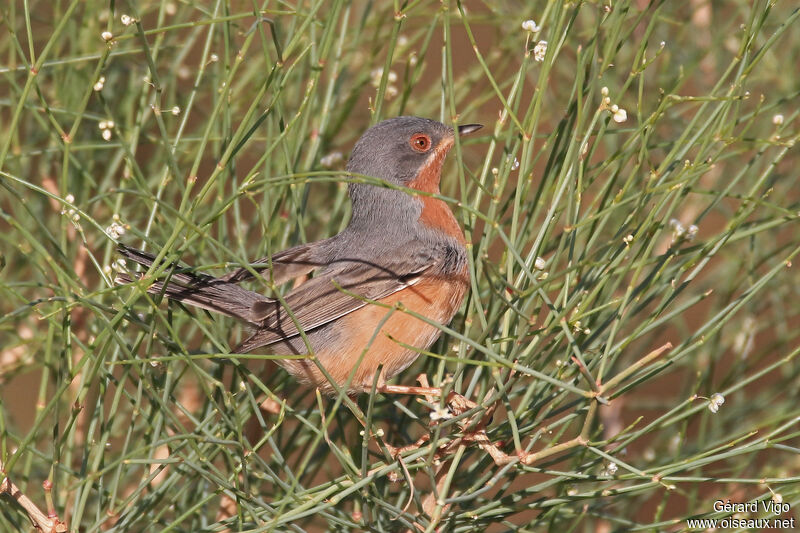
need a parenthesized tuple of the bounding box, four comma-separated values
(346, 116, 481, 184)
(345, 116, 482, 223)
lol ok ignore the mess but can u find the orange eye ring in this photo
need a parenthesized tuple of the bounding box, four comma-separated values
(409, 133, 432, 153)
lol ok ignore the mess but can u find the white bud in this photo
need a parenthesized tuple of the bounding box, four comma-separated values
(613, 108, 627, 123)
(533, 40, 548, 62)
(101, 31, 114, 42)
(521, 20, 541, 33)
(708, 392, 725, 413)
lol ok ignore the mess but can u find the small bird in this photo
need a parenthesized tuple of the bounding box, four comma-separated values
(116, 116, 482, 396)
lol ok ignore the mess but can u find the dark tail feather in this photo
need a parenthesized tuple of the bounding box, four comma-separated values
(115, 244, 271, 324)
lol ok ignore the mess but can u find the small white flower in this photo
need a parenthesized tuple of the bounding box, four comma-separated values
(533, 40, 548, 62)
(773, 114, 784, 126)
(660, 41, 666, 48)
(604, 461, 618, 476)
(102, 129, 112, 141)
(708, 392, 725, 413)
(99, 120, 108, 130)
(120, 14, 133, 26)
(65, 193, 75, 204)
(521, 20, 541, 33)
(72, 213, 81, 222)
(623, 234, 633, 244)
(612, 108, 628, 123)
(510, 157, 520, 170)
(93, 76, 105, 91)
(171, 106, 181, 116)
(534, 256, 546, 270)
(601, 86, 609, 96)
(686, 224, 698, 240)
(772, 492, 783, 505)
(101, 31, 114, 42)
(369, 68, 399, 89)
(430, 405, 453, 421)
(209, 53, 219, 63)
(669, 218, 685, 241)
(106, 221, 126, 239)
(320, 152, 343, 168)
(408, 52, 418, 67)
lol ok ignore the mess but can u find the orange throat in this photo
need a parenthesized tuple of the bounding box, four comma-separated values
(407, 137, 465, 243)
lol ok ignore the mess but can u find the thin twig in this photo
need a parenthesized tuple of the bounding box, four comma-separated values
(0, 463, 67, 533)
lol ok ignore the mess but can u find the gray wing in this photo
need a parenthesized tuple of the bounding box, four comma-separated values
(235, 247, 441, 353)
(220, 240, 331, 285)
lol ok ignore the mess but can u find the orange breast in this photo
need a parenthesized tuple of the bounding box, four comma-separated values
(279, 274, 468, 394)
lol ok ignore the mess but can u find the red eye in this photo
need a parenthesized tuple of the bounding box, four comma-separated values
(409, 133, 431, 152)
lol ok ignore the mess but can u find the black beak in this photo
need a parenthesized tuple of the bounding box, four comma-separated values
(457, 123, 483, 135)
